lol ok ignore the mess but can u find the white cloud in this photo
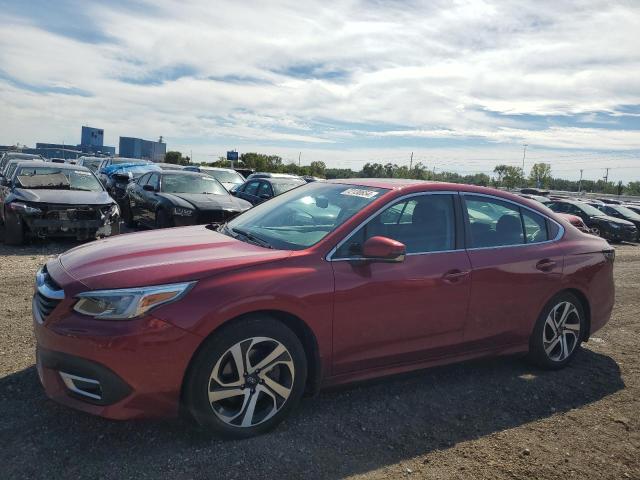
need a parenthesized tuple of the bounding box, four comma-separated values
(0, 0, 639, 178)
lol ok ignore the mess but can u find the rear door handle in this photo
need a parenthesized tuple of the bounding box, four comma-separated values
(443, 269, 470, 283)
(536, 259, 557, 272)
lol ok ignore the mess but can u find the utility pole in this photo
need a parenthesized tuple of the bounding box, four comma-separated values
(409, 151, 413, 171)
(521, 144, 528, 172)
(298, 152, 301, 167)
(578, 169, 583, 193)
(604, 167, 610, 184)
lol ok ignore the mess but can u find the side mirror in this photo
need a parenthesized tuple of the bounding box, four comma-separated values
(143, 184, 156, 192)
(361, 236, 406, 263)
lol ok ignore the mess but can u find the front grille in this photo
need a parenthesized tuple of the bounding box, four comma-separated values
(35, 291, 61, 318)
(34, 265, 64, 323)
(45, 207, 100, 221)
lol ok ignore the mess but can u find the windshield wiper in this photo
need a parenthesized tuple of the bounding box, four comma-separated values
(230, 227, 273, 249)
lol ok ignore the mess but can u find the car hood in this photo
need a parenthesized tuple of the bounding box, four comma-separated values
(13, 188, 114, 205)
(58, 225, 291, 289)
(593, 215, 635, 226)
(160, 192, 252, 211)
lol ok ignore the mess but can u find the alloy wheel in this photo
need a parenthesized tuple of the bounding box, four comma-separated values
(208, 336, 295, 428)
(542, 301, 581, 362)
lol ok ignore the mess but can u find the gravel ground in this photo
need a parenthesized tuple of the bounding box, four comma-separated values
(0, 238, 638, 480)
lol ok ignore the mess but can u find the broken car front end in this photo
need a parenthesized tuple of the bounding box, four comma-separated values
(8, 201, 120, 240)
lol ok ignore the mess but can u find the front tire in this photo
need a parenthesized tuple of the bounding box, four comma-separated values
(528, 293, 585, 369)
(185, 317, 307, 439)
(4, 212, 25, 245)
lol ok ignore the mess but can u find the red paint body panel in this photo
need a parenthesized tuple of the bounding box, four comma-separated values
(332, 251, 472, 374)
(33, 180, 615, 420)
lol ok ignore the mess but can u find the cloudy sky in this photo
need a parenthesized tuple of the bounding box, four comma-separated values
(1, 0, 639, 181)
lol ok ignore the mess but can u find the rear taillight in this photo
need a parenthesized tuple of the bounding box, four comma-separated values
(603, 249, 615, 263)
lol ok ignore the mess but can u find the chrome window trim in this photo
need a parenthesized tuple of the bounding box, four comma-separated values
(460, 192, 565, 251)
(326, 191, 459, 261)
(325, 190, 565, 261)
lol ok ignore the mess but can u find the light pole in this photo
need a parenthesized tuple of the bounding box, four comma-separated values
(521, 144, 528, 172)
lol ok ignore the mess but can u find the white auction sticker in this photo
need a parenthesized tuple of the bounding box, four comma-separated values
(340, 188, 379, 199)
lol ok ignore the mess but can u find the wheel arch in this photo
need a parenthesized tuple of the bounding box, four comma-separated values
(563, 287, 592, 341)
(180, 309, 322, 409)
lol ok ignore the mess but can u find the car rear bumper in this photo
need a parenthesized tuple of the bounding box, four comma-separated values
(33, 308, 203, 420)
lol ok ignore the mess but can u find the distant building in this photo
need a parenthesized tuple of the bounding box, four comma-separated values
(81, 126, 104, 148)
(119, 136, 166, 162)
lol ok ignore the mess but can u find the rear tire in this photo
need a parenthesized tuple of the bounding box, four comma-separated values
(4, 212, 25, 245)
(185, 316, 307, 439)
(528, 292, 585, 370)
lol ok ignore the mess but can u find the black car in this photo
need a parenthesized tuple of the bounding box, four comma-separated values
(105, 164, 162, 208)
(595, 204, 640, 240)
(546, 199, 637, 242)
(123, 170, 252, 229)
(233, 176, 306, 205)
(0, 161, 120, 245)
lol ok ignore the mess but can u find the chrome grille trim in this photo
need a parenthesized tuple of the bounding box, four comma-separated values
(33, 266, 64, 324)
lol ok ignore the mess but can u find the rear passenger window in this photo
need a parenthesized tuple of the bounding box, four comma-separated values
(464, 196, 524, 248)
(522, 209, 548, 243)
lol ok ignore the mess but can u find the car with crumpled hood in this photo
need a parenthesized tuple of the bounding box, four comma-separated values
(0, 161, 120, 245)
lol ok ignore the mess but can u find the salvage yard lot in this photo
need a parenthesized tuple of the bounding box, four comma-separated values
(0, 240, 638, 480)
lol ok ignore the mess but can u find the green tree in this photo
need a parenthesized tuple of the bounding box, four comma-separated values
(494, 164, 524, 189)
(164, 151, 190, 165)
(309, 161, 326, 177)
(529, 163, 552, 188)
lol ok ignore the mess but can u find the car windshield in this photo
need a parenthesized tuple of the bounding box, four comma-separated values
(271, 179, 306, 195)
(225, 182, 388, 250)
(204, 169, 245, 184)
(577, 202, 608, 216)
(112, 158, 147, 165)
(161, 174, 227, 195)
(15, 167, 103, 191)
(83, 159, 103, 171)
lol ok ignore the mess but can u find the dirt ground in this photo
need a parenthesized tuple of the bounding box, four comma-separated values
(0, 239, 638, 480)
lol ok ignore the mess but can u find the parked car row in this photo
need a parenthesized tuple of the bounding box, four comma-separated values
(515, 190, 640, 243)
(0, 152, 317, 244)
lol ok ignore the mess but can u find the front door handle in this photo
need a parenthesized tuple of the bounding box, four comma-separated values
(443, 269, 470, 283)
(536, 259, 557, 272)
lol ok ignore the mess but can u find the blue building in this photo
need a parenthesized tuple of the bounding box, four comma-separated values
(81, 126, 104, 148)
(119, 136, 166, 162)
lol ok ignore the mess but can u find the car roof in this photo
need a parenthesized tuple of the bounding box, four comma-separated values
(14, 160, 89, 171)
(160, 169, 210, 177)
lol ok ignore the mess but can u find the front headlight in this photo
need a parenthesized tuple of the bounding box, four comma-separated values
(9, 202, 42, 215)
(174, 207, 194, 216)
(73, 282, 195, 320)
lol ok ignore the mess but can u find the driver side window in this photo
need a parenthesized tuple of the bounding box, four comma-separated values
(334, 194, 456, 258)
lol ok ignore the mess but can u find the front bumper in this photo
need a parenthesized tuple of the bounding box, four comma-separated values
(34, 305, 203, 420)
(22, 215, 120, 239)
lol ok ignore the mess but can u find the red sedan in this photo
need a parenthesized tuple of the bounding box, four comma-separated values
(33, 179, 615, 438)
